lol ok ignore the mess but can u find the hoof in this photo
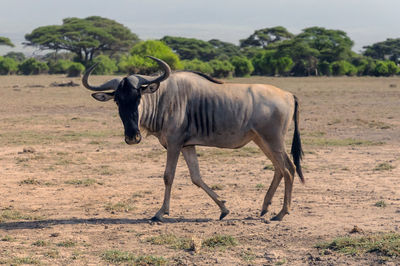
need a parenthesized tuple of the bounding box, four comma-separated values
(260, 210, 267, 217)
(270, 215, 283, 221)
(219, 210, 230, 220)
(151, 216, 164, 222)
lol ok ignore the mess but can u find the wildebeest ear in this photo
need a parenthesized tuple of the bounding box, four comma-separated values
(91, 92, 115, 102)
(141, 82, 160, 94)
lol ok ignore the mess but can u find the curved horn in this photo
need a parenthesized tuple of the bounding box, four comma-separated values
(82, 63, 122, 91)
(145, 56, 171, 84)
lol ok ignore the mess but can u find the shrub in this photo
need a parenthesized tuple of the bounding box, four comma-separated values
(18, 58, 49, 75)
(275, 56, 294, 75)
(330, 60, 357, 76)
(230, 56, 254, 77)
(0, 56, 18, 75)
(119, 40, 182, 74)
(352, 58, 376, 76)
(209, 59, 234, 78)
(251, 50, 275, 75)
(318, 61, 332, 76)
(118, 55, 155, 75)
(67, 62, 85, 77)
(48, 59, 73, 74)
(181, 59, 213, 74)
(374, 60, 399, 76)
(91, 55, 118, 75)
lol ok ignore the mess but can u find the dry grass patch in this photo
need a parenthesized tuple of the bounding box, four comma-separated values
(105, 201, 135, 213)
(19, 178, 41, 185)
(64, 178, 103, 186)
(102, 250, 167, 265)
(202, 234, 238, 249)
(0, 208, 43, 222)
(374, 162, 395, 171)
(146, 234, 191, 250)
(316, 233, 400, 258)
(304, 137, 385, 147)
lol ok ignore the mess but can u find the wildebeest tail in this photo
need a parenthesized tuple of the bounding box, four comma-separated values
(291, 95, 305, 183)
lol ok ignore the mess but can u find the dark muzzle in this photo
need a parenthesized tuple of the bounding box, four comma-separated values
(125, 133, 142, 145)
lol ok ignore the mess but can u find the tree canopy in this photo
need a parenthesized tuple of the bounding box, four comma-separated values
(0, 37, 14, 47)
(24, 16, 139, 65)
(363, 38, 400, 63)
(240, 26, 294, 48)
(161, 36, 217, 61)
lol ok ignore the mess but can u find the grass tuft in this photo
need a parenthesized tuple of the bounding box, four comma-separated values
(146, 234, 191, 250)
(64, 178, 103, 186)
(56, 240, 77, 247)
(19, 178, 41, 185)
(0, 208, 42, 222)
(374, 200, 387, 208)
(316, 233, 400, 258)
(102, 250, 167, 265)
(105, 201, 135, 213)
(32, 240, 49, 247)
(202, 234, 238, 249)
(374, 162, 395, 171)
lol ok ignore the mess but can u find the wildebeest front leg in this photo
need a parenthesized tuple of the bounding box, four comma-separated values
(152, 147, 180, 222)
(181, 146, 230, 220)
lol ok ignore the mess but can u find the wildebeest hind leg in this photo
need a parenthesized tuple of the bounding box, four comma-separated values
(253, 137, 283, 216)
(181, 146, 229, 220)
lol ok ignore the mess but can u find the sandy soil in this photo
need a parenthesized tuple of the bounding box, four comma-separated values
(0, 75, 399, 265)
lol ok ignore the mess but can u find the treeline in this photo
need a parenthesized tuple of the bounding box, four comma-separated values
(1, 17, 400, 77)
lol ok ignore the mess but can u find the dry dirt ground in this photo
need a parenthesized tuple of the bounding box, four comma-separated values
(0, 75, 399, 265)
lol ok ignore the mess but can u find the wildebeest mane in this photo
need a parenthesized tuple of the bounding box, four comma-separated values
(175, 71, 224, 84)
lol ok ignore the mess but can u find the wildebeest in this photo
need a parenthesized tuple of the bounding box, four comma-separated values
(82, 56, 304, 221)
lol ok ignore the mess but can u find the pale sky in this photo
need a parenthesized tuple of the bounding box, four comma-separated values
(1, 0, 399, 56)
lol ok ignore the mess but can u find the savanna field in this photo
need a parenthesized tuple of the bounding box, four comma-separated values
(0, 75, 399, 265)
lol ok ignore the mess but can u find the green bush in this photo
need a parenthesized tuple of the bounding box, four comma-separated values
(352, 57, 376, 76)
(251, 50, 293, 76)
(209, 59, 234, 78)
(230, 56, 254, 77)
(318, 61, 332, 75)
(275, 56, 294, 75)
(386, 61, 399, 75)
(118, 55, 154, 75)
(330, 60, 357, 76)
(181, 59, 213, 74)
(48, 59, 73, 74)
(119, 40, 182, 74)
(374, 60, 399, 76)
(67, 62, 85, 77)
(91, 55, 118, 75)
(251, 50, 275, 75)
(0, 56, 18, 75)
(18, 58, 49, 75)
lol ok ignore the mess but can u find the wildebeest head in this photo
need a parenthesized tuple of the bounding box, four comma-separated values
(82, 56, 171, 145)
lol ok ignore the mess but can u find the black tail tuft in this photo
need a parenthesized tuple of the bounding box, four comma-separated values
(291, 95, 305, 183)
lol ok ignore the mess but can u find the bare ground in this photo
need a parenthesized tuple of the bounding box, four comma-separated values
(0, 75, 399, 265)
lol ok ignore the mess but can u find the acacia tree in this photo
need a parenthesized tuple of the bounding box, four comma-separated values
(0, 37, 14, 47)
(24, 16, 139, 65)
(363, 38, 400, 63)
(161, 36, 217, 61)
(296, 27, 354, 63)
(240, 26, 294, 48)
